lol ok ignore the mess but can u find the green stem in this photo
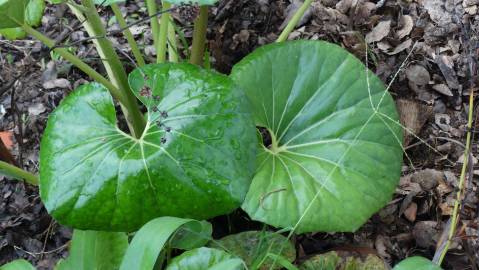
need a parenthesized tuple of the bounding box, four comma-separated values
(189, 6, 208, 66)
(21, 25, 122, 103)
(111, 3, 146, 67)
(146, 0, 160, 57)
(437, 90, 475, 265)
(0, 161, 38, 186)
(168, 18, 179, 62)
(157, 2, 171, 63)
(276, 0, 314, 42)
(79, 0, 145, 138)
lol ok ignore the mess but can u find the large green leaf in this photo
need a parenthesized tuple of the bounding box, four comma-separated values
(119, 217, 212, 270)
(55, 230, 128, 270)
(0, 0, 45, 40)
(0, 0, 28, 28)
(393, 257, 442, 270)
(0, 260, 35, 270)
(40, 63, 257, 231)
(163, 0, 219, 5)
(166, 247, 245, 270)
(209, 231, 295, 270)
(230, 40, 403, 233)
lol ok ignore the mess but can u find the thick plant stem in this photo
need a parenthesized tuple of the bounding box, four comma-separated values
(21, 25, 122, 102)
(276, 0, 314, 42)
(0, 161, 38, 186)
(79, 0, 145, 138)
(168, 18, 179, 62)
(437, 90, 475, 265)
(111, 3, 146, 67)
(146, 0, 160, 56)
(157, 2, 171, 63)
(189, 6, 208, 66)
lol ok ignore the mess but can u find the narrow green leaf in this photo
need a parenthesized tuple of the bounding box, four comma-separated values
(165, 247, 245, 270)
(0, 260, 35, 270)
(231, 40, 403, 233)
(40, 63, 257, 231)
(54, 230, 128, 270)
(0, 0, 28, 28)
(171, 220, 212, 250)
(393, 257, 442, 270)
(119, 217, 212, 270)
(93, 0, 124, 5)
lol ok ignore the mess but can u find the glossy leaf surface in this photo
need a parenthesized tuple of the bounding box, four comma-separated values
(231, 40, 403, 233)
(210, 231, 295, 270)
(393, 257, 442, 270)
(166, 247, 245, 270)
(0, 0, 44, 40)
(55, 230, 128, 270)
(40, 63, 257, 231)
(0, 0, 27, 28)
(120, 217, 212, 270)
(0, 260, 35, 270)
(163, 0, 219, 5)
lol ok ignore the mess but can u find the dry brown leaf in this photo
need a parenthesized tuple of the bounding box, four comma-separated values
(365, 20, 391, 43)
(432, 84, 454, 96)
(406, 65, 430, 86)
(396, 15, 414, 39)
(386, 39, 412, 55)
(396, 99, 433, 146)
(404, 202, 418, 222)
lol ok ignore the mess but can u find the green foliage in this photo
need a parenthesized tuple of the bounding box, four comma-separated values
(209, 231, 296, 270)
(231, 40, 403, 233)
(119, 217, 212, 270)
(39, 64, 257, 231)
(55, 230, 128, 270)
(0, 0, 28, 28)
(0, 260, 35, 270)
(165, 247, 245, 270)
(393, 257, 442, 270)
(0, 0, 45, 40)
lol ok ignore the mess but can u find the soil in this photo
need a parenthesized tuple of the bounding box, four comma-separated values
(1, 0, 478, 269)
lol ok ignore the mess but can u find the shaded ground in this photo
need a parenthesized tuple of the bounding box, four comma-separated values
(1, 0, 478, 269)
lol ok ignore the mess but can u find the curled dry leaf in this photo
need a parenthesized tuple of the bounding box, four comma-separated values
(386, 39, 412, 55)
(396, 15, 414, 39)
(365, 20, 391, 43)
(396, 99, 432, 146)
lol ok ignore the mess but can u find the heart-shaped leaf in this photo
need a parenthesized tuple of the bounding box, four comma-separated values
(393, 257, 442, 270)
(40, 63, 257, 231)
(231, 40, 403, 233)
(55, 230, 128, 270)
(166, 247, 245, 270)
(0, 0, 45, 40)
(0, 260, 35, 270)
(0, 0, 28, 28)
(163, 0, 219, 5)
(209, 231, 295, 270)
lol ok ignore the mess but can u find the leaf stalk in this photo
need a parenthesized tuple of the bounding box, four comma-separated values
(189, 6, 208, 66)
(276, 0, 314, 43)
(0, 160, 38, 186)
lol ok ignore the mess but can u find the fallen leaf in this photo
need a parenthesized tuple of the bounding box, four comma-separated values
(413, 221, 440, 248)
(404, 202, 418, 222)
(28, 103, 46, 116)
(43, 78, 71, 89)
(396, 15, 414, 39)
(0, 131, 14, 150)
(366, 20, 391, 43)
(411, 169, 443, 191)
(396, 99, 433, 146)
(386, 39, 412, 55)
(432, 84, 453, 96)
(406, 65, 430, 86)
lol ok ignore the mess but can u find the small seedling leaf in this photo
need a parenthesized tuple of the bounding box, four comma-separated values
(209, 231, 295, 270)
(393, 257, 442, 270)
(165, 247, 245, 270)
(231, 40, 403, 233)
(40, 63, 257, 231)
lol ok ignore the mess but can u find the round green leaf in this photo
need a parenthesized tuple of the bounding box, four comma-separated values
(0, 260, 35, 270)
(0, 0, 28, 28)
(40, 63, 257, 231)
(25, 0, 45, 27)
(163, 0, 219, 5)
(209, 231, 295, 270)
(166, 247, 245, 270)
(231, 40, 403, 233)
(393, 257, 442, 270)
